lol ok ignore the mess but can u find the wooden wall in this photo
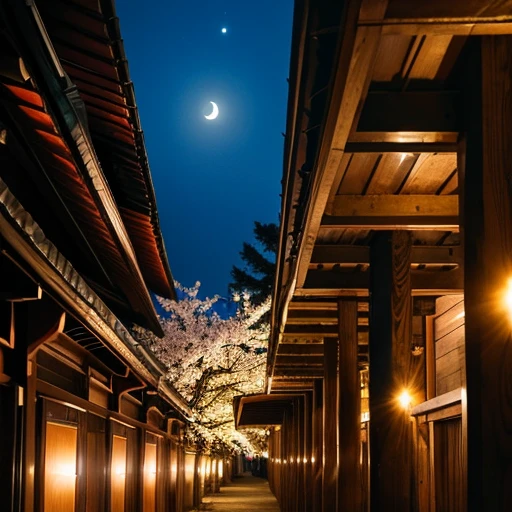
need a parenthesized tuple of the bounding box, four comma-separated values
(434, 295, 465, 396)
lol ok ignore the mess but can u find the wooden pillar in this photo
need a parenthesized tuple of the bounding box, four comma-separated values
(463, 35, 512, 512)
(323, 338, 338, 511)
(296, 396, 305, 512)
(304, 391, 314, 512)
(313, 379, 323, 512)
(338, 299, 361, 510)
(369, 231, 416, 511)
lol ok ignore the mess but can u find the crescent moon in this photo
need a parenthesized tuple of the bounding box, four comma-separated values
(205, 101, 219, 120)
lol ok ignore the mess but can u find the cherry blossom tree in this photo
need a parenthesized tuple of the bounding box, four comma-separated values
(134, 281, 270, 454)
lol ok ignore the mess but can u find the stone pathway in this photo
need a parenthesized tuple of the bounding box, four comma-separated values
(198, 474, 280, 511)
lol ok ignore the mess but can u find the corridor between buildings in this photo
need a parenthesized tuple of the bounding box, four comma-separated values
(199, 473, 280, 511)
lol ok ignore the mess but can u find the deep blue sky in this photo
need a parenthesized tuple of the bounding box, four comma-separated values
(117, 1, 293, 298)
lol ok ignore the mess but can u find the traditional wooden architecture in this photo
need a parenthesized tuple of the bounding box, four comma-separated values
(0, 1, 230, 511)
(236, 0, 512, 510)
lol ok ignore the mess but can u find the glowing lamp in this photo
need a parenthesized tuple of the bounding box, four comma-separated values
(398, 390, 413, 410)
(504, 279, 512, 318)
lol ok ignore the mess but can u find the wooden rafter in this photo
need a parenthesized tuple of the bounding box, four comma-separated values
(311, 244, 461, 264)
(356, 91, 459, 133)
(324, 195, 458, 230)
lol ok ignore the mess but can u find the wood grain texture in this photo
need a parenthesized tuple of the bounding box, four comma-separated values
(369, 231, 424, 511)
(323, 338, 338, 510)
(313, 380, 324, 512)
(338, 300, 361, 510)
(463, 35, 512, 511)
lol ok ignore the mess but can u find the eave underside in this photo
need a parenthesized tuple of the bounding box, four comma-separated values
(268, 0, 512, 394)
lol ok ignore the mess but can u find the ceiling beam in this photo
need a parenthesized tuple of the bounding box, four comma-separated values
(273, 368, 325, 378)
(323, 194, 459, 230)
(284, 324, 369, 337)
(372, 1, 512, 35)
(356, 91, 460, 134)
(278, 344, 324, 355)
(302, 268, 463, 294)
(344, 142, 457, 153)
(282, 330, 370, 344)
(275, 355, 324, 366)
(347, 131, 458, 145)
(311, 244, 461, 265)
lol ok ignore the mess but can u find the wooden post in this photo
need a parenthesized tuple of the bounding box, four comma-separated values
(323, 338, 338, 511)
(338, 299, 361, 510)
(463, 35, 512, 511)
(369, 231, 417, 511)
(304, 391, 314, 512)
(313, 379, 323, 512)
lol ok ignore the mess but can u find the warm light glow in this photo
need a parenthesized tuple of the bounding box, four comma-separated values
(361, 411, 370, 422)
(218, 461, 223, 478)
(111, 435, 127, 512)
(55, 463, 77, 477)
(398, 390, 413, 410)
(262, 451, 269, 458)
(145, 443, 157, 476)
(45, 422, 77, 512)
(144, 442, 157, 512)
(311, 456, 316, 464)
(303, 457, 308, 464)
(504, 279, 512, 320)
(289, 456, 294, 463)
(283, 459, 288, 464)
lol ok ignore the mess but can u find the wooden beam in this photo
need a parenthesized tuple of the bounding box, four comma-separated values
(356, 91, 459, 133)
(344, 142, 457, 153)
(283, 324, 369, 337)
(311, 244, 461, 265)
(325, 195, 458, 227)
(274, 368, 325, 378)
(347, 131, 458, 145)
(278, 344, 324, 356)
(303, 268, 463, 293)
(288, 300, 369, 311)
(275, 355, 324, 367)
(338, 300, 361, 510)
(371, 1, 512, 35)
(379, 20, 512, 36)
(287, 309, 369, 324)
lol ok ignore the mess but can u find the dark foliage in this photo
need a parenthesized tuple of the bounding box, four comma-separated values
(229, 221, 278, 305)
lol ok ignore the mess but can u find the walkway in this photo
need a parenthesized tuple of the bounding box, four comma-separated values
(199, 473, 280, 511)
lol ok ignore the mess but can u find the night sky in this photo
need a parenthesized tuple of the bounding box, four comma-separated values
(117, 1, 294, 298)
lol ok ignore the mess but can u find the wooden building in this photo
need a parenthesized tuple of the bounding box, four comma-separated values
(236, 0, 512, 510)
(0, 1, 228, 511)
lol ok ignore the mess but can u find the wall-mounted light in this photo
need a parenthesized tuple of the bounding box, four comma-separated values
(504, 279, 512, 321)
(398, 390, 413, 411)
